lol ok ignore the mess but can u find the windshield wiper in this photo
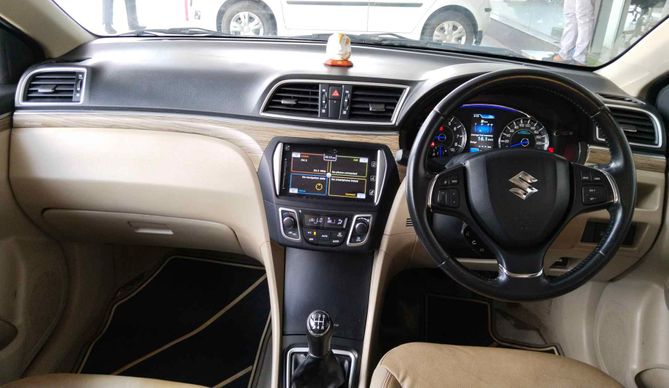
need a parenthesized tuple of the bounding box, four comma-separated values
(116, 27, 232, 37)
(291, 32, 524, 59)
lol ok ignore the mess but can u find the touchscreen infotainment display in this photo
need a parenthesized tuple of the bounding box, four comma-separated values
(280, 144, 378, 202)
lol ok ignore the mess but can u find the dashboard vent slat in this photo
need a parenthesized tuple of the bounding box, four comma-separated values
(349, 85, 404, 123)
(600, 106, 660, 147)
(21, 69, 85, 104)
(263, 83, 319, 118)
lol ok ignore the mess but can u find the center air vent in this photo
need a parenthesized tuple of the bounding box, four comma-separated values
(597, 105, 662, 148)
(20, 68, 86, 104)
(262, 80, 407, 124)
(263, 83, 319, 118)
(349, 85, 404, 122)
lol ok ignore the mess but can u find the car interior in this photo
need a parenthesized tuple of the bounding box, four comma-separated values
(0, 0, 668, 387)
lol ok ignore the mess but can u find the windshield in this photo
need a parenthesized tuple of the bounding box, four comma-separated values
(54, 0, 668, 67)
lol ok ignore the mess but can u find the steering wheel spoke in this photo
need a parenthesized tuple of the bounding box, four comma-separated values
(495, 246, 547, 280)
(428, 165, 469, 218)
(568, 163, 619, 218)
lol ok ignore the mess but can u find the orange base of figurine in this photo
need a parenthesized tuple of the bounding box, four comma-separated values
(325, 59, 353, 67)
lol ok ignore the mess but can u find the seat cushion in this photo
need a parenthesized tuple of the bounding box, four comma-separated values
(370, 343, 621, 388)
(4, 374, 206, 388)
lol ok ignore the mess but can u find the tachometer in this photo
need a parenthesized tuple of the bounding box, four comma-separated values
(429, 116, 467, 161)
(498, 117, 550, 150)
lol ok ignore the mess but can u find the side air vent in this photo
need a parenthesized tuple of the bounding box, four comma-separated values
(20, 68, 86, 104)
(349, 85, 404, 122)
(405, 218, 414, 228)
(597, 105, 662, 148)
(263, 82, 319, 118)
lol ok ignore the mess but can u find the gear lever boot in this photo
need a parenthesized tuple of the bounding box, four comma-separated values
(291, 310, 346, 388)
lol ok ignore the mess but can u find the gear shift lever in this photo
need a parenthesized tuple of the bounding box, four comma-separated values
(306, 310, 333, 358)
(291, 310, 346, 388)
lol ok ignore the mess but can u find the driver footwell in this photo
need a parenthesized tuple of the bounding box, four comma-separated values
(377, 269, 560, 363)
(78, 256, 270, 387)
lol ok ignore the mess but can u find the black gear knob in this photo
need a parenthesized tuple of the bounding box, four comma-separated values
(306, 310, 333, 358)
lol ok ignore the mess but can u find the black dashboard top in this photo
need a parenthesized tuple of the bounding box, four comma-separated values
(33, 38, 627, 122)
(16, 37, 664, 154)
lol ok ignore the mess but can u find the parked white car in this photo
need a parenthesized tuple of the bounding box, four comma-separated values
(186, 0, 492, 44)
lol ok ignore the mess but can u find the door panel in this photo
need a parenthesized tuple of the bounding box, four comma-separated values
(367, 0, 430, 33)
(0, 20, 67, 385)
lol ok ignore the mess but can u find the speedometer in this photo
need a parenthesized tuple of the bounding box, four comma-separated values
(498, 118, 550, 151)
(429, 116, 467, 161)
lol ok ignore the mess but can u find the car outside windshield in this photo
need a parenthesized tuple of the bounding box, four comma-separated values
(54, 0, 668, 67)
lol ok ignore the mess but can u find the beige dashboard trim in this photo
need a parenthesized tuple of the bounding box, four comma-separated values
(587, 146, 665, 173)
(0, 113, 11, 131)
(12, 111, 401, 169)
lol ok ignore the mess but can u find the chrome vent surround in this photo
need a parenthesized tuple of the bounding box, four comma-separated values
(261, 80, 408, 125)
(263, 82, 320, 118)
(18, 67, 86, 105)
(597, 105, 663, 149)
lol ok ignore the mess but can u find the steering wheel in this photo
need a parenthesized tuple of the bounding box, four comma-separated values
(407, 69, 636, 301)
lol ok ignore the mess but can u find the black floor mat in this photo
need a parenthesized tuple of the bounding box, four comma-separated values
(378, 270, 559, 358)
(80, 256, 270, 387)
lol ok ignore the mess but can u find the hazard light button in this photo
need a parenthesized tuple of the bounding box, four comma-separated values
(328, 86, 342, 99)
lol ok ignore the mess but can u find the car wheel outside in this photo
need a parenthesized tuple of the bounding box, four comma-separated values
(421, 10, 475, 45)
(220, 1, 276, 36)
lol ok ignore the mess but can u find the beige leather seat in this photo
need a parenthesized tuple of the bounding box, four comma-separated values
(3, 374, 206, 388)
(371, 343, 622, 388)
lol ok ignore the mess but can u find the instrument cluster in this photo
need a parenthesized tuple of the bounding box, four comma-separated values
(427, 104, 569, 170)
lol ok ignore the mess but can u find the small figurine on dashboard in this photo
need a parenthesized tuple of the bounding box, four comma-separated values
(325, 33, 353, 68)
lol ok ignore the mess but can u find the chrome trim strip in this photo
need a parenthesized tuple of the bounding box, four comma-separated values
(346, 214, 372, 247)
(596, 104, 664, 150)
(260, 79, 410, 126)
(426, 173, 439, 209)
(16, 67, 87, 107)
(286, 347, 357, 388)
(13, 110, 399, 136)
(373, 150, 386, 206)
(598, 167, 621, 205)
(272, 142, 284, 196)
(278, 207, 301, 241)
(498, 265, 543, 279)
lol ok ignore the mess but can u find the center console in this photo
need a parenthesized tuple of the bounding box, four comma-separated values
(258, 138, 400, 387)
(260, 138, 399, 253)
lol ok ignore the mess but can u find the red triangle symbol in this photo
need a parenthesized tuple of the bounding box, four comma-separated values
(332, 89, 340, 98)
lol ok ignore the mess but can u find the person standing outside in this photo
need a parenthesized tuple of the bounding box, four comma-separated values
(103, 0, 143, 34)
(554, 0, 596, 65)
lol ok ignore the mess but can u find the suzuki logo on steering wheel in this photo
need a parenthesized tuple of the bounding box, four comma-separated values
(509, 171, 539, 200)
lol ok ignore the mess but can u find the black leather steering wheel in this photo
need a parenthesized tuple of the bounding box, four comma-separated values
(407, 69, 637, 301)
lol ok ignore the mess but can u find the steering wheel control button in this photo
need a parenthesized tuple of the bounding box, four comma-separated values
(279, 208, 301, 241)
(579, 169, 592, 182)
(590, 170, 605, 183)
(582, 185, 606, 205)
(437, 190, 447, 206)
(446, 189, 460, 207)
(348, 215, 372, 246)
